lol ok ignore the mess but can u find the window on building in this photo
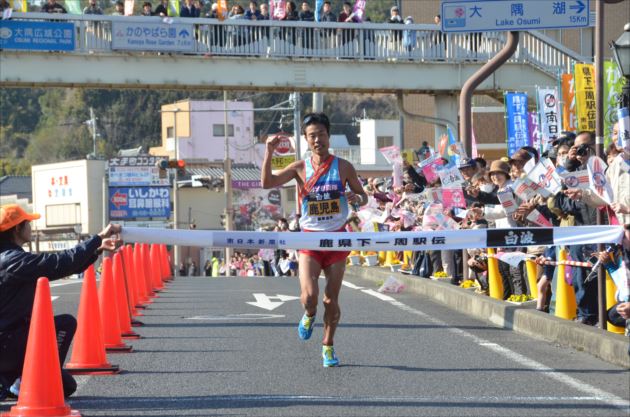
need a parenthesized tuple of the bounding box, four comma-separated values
(377, 136, 394, 148)
(213, 124, 235, 137)
(166, 126, 174, 138)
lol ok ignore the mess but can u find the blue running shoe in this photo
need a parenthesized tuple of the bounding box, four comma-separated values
(298, 314, 315, 340)
(322, 345, 339, 367)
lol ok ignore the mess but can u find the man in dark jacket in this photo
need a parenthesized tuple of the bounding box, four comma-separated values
(0, 204, 120, 399)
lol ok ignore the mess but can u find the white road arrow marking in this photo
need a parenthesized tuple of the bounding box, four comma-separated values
(246, 293, 299, 311)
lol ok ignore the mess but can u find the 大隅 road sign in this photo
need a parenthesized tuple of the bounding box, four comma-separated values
(441, 0, 590, 33)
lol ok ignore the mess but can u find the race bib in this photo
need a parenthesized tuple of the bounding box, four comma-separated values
(308, 199, 341, 216)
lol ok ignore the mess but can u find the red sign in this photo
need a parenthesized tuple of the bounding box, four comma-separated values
(111, 191, 128, 209)
(274, 136, 292, 155)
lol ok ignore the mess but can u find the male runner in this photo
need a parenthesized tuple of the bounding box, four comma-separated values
(261, 112, 368, 367)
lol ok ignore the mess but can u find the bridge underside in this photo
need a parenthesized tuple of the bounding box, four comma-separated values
(1, 52, 555, 94)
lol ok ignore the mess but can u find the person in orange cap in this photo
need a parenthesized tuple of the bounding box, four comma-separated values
(0, 204, 121, 399)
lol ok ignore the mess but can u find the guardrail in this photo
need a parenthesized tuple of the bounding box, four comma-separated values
(3, 13, 591, 78)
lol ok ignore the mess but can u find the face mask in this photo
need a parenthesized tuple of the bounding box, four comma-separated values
(556, 156, 566, 167)
(480, 184, 494, 193)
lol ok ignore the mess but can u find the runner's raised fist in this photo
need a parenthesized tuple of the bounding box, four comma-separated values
(265, 135, 280, 151)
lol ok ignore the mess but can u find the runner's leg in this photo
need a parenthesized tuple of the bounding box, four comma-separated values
(299, 252, 322, 317)
(322, 259, 346, 346)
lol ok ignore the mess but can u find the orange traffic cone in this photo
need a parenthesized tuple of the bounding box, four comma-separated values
(1, 278, 82, 417)
(134, 243, 153, 304)
(121, 245, 140, 315)
(98, 257, 133, 353)
(65, 265, 120, 375)
(149, 244, 165, 292)
(112, 252, 141, 339)
(161, 244, 172, 281)
(141, 244, 156, 299)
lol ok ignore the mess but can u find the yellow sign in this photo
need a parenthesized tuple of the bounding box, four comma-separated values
(574, 64, 596, 131)
(561, 73, 577, 132)
(307, 199, 341, 216)
(401, 149, 416, 164)
(271, 155, 296, 170)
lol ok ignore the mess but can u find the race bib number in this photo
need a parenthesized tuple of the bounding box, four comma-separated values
(307, 199, 341, 216)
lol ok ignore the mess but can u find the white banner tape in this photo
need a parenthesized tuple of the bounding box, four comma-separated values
(121, 226, 624, 252)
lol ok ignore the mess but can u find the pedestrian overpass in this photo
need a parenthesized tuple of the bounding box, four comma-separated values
(0, 13, 590, 95)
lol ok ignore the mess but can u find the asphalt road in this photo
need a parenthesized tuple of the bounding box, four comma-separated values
(2, 274, 629, 417)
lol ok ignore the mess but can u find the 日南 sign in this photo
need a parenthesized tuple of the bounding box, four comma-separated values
(441, 0, 590, 32)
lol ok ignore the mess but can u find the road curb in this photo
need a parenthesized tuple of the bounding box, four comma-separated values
(346, 266, 630, 368)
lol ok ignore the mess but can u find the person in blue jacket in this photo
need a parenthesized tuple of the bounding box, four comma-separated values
(0, 204, 121, 399)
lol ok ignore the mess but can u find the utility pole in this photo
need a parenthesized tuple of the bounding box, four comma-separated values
(173, 108, 180, 277)
(292, 92, 302, 212)
(224, 90, 234, 274)
(88, 107, 98, 158)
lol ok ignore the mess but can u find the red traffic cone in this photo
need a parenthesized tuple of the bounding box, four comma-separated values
(65, 265, 120, 375)
(1, 278, 82, 417)
(98, 257, 132, 353)
(121, 245, 140, 315)
(150, 244, 165, 292)
(134, 243, 153, 304)
(142, 243, 160, 295)
(112, 252, 141, 339)
(160, 244, 172, 282)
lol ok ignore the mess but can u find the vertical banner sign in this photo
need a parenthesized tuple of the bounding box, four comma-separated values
(315, 0, 324, 22)
(216, 0, 227, 20)
(604, 61, 624, 147)
(270, 0, 286, 20)
(125, 0, 135, 15)
(65, 0, 82, 14)
(9, 0, 27, 12)
(561, 73, 577, 132)
(574, 63, 596, 132)
(352, 0, 366, 22)
(528, 111, 542, 151)
(617, 107, 630, 152)
(536, 87, 561, 151)
(504, 92, 529, 157)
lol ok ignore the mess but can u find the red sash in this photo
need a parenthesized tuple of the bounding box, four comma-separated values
(299, 155, 334, 200)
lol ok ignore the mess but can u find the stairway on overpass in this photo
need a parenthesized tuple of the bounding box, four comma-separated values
(0, 13, 592, 95)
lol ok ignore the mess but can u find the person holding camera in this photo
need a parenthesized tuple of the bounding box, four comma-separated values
(552, 132, 601, 325)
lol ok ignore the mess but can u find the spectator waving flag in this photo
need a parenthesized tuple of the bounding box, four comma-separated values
(126, 0, 136, 16)
(587, 156, 614, 205)
(169, 0, 181, 17)
(315, 0, 324, 22)
(66, 0, 82, 14)
(270, 0, 287, 20)
(352, 0, 366, 22)
(527, 158, 562, 198)
(8, 0, 26, 12)
(216, 0, 227, 20)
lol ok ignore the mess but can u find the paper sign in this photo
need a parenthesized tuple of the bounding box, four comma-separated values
(420, 155, 444, 184)
(526, 209, 553, 227)
(559, 169, 590, 189)
(617, 107, 630, 152)
(497, 190, 518, 215)
(379, 146, 403, 165)
(438, 164, 464, 187)
(497, 251, 528, 268)
(512, 177, 537, 201)
(587, 156, 614, 205)
(401, 149, 416, 164)
(527, 158, 562, 198)
(442, 187, 466, 209)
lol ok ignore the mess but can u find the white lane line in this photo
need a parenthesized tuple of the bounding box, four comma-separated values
(342, 281, 364, 290)
(345, 279, 630, 410)
(361, 288, 395, 301)
(50, 280, 82, 288)
(70, 394, 625, 406)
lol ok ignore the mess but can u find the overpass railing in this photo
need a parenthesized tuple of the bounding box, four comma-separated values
(3, 13, 591, 78)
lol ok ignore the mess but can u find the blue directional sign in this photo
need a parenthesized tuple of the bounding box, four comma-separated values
(441, 0, 590, 32)
(111, 21, 194, 52)
(0, 20, 75, 51)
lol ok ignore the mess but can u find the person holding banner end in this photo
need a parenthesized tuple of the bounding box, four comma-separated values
(0, 204, 121, 399)
(262, 112, 368, 367)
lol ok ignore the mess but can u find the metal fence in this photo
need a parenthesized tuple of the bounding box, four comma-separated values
(6, 13, 591, 78)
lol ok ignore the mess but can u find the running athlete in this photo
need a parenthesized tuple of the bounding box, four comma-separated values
(261, 112, 368, 367)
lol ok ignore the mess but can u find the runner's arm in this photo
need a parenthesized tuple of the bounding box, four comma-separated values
(341, 160, 368, 207)
(261, 136, 300, 189)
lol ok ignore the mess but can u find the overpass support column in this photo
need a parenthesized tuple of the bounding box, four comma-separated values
(434, 94, 458, 148)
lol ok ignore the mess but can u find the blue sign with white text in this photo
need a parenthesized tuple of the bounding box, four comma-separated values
(505, 92, 529, 157)
(109, 186, 171, 219)
(0, 20, 75, 51)
(441, 0, 590, 32)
